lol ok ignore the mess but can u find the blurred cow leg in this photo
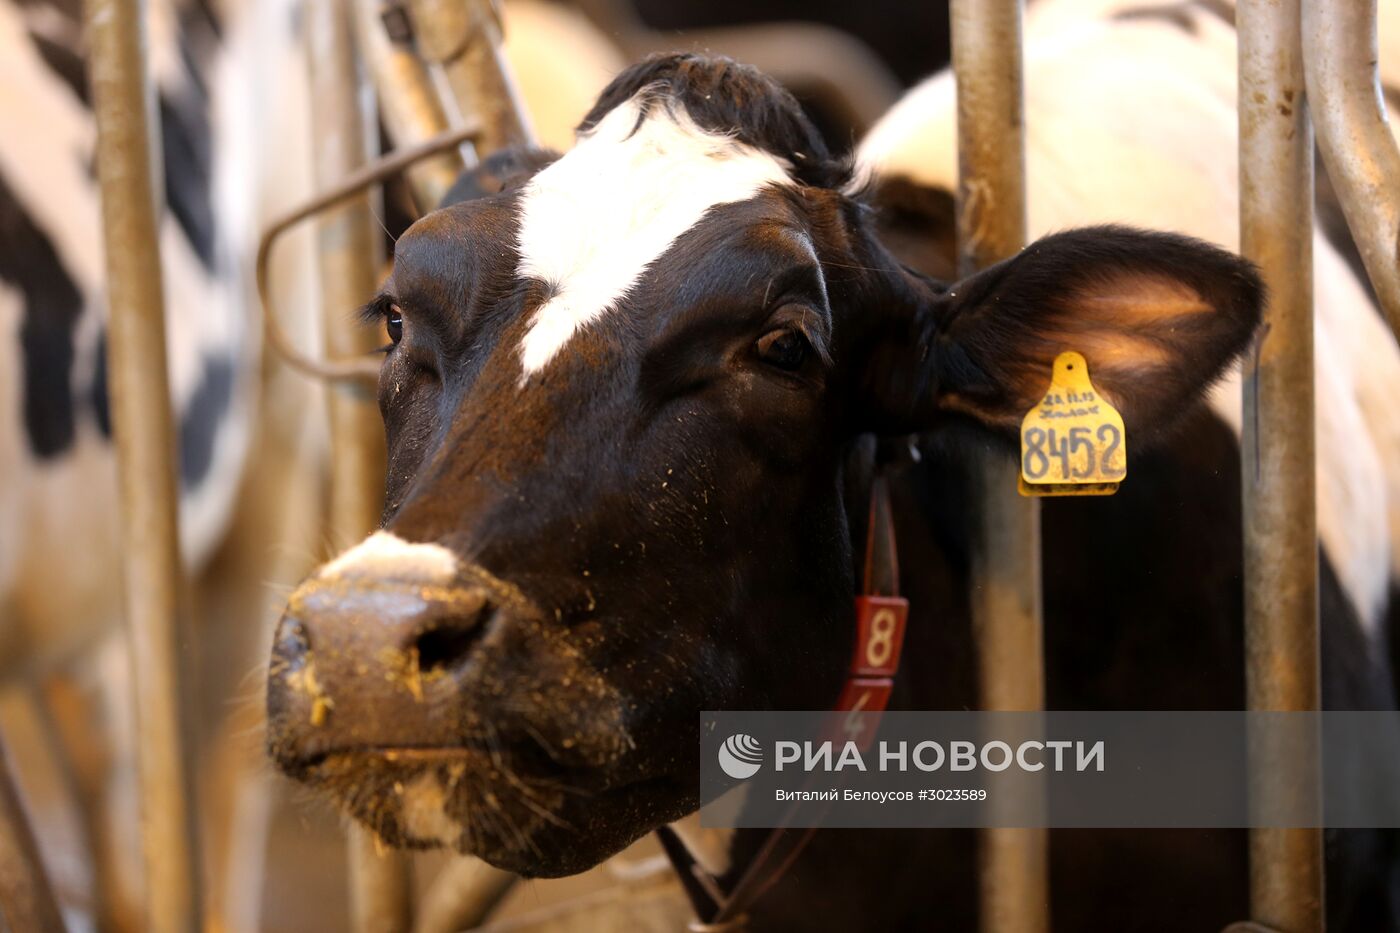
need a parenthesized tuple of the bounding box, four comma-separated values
(24, 638, 144, 933)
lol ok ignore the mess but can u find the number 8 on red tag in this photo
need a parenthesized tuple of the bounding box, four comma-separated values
(852, 595, 908, 677)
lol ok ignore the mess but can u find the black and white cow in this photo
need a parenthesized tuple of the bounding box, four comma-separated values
(0, 0, 269, 669)
(264, 45, 1400, 931)
(0, 0, 325, 923)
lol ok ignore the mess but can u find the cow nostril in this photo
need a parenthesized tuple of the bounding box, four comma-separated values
(273, 617, 311, 667)
(414, 618, 485, 674)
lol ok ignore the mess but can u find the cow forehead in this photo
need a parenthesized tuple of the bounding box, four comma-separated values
(514, 95, 794, 376)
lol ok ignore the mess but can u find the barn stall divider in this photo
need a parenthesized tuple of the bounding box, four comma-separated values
(946, 3, 1049, 933)
(60, 0, 1400, 930)
(304, 0, 410, 926)
(86, 0, 202, 928)
(1237, 1, 1321, 930)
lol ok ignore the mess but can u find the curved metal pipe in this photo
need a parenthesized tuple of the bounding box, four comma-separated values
(256, 124, 482, 387)
(1303, 0, 1400, 332)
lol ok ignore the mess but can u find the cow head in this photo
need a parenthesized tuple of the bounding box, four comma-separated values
(266, 54, 1261, 876)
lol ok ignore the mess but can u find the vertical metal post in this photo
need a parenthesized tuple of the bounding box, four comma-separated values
(346, 830, 413, 933)
(304, 1, 406, 930)
(1238, 2, 1323, 931)
(416, 857, 518, 933)
(949, 3, 1046, 933)
(405, 0, 537, 154)
(87, 0, 202, 927)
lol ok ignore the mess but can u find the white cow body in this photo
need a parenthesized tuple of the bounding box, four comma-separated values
(856, 0, 1400, 637)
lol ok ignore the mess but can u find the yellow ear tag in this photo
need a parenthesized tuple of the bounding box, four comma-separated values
(1018, 351, 1126, 497)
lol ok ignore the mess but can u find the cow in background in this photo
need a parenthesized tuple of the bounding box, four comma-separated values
(857, 0, 1400, 688)
(0, 0, 321, 925)
(0, 0, 256, 671)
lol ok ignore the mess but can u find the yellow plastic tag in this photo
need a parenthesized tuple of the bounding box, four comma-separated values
(1018, 351, 1126, 497)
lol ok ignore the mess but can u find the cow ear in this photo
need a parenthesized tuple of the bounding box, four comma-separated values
(857, 226, 1263, 443)
(440, 147, 560, 207)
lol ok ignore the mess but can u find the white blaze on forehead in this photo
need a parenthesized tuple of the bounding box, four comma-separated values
(515, 95, 793, 375)
(319, 531, 459, 584)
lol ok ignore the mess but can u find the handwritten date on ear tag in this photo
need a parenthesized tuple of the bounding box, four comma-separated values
(1018, 351, 1127, 497)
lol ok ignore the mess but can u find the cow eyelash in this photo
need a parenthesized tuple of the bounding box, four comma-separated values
(359, 295, 403, 352)
(762, 304, 832, 367)
(358, 294, 395, 325)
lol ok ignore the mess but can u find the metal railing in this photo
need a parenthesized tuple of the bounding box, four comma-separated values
(1238, 3, 1323, 931)
(406, 0, 536, 154)
(948, 3, 1049, 933)
(303, 0, 413, 929)
(945, 0, 1375, 930)
(75, 0, 533, 928)
(87, 0, 202, 927)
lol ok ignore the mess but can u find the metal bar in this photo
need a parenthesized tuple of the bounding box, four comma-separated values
(1238, 2, 1324, 931)
(405, 0, 537, 154)
(0, 738, 64, 932)
(306, 0, 384, 565)
(349, 828, 414, 933)
(352, 0, 463, 209)
(256, 124, 483, 386)
(415, 857, 517, 933)
(304, 0, 406, 929)
(86, 0, 202, 927)
(949, 3, 1046, 933)
(1303, 0, 1400, 334)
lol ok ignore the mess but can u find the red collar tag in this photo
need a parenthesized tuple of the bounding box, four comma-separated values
(834, 595, 908, 744)
(833, 472, 908, 747)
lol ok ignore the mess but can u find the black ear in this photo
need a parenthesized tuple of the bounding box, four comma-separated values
(859, 226, 1263, 442)
(439, 147, 560, 208)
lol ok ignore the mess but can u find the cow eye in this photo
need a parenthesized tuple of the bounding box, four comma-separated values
(386, 305, 404, 345)
(755, 327, 809, 371)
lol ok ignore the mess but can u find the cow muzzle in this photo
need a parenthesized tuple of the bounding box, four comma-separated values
(265, 532, 509, 773)
(265, 533, 646, 864)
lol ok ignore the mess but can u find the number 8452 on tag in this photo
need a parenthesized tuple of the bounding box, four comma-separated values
(1018, 351, 1127, 498)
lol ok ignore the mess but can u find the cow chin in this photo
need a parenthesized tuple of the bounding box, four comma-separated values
(285, 744, 692, 877)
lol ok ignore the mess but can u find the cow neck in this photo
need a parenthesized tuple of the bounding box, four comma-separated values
(656, 458, 912, 932)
